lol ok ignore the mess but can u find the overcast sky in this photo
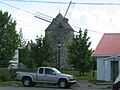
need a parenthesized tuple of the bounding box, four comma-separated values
(1, 0, 120, 49)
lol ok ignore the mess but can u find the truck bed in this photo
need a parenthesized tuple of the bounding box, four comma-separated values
(16, 71, 37, 81)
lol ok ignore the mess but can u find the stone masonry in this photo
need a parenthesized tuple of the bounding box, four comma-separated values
(45, 13, 74, 69)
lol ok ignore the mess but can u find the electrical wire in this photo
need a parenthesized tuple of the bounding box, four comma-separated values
(73, 25, 104, 34)
(0, 1, 35, 15)
(2, 0, 120, 5)
(0, 1, 106, 34)
(1, 0, 70, 4)
(18, 23, 45, 29)
(0, 1, 21, 10)
(0, 1, 54, 19)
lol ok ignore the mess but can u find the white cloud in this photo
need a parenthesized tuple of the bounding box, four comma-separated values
(70, 8, 120, 49)
(110, 11, 120, 31)
(71, 9, 81, 20)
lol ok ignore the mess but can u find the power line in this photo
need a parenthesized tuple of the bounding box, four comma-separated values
(0, 1, 54, 19)
(0, 1, 35, 15)
(73, 25, 104, 34)
(2, 0, 120, 5)
(18, 23, 45, 29)
(0, 1, 107, 34)
(0, 1, 50, 29)
(80, 3, 120, 5)
(0, 0, 54, 24)
(2, 0, 70, 4)
(0, 1, 21, 10)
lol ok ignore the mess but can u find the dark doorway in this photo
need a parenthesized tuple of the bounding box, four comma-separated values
(111, 61, 119, 82)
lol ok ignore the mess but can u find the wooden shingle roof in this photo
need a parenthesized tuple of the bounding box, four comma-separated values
(93, 33, 120, 56)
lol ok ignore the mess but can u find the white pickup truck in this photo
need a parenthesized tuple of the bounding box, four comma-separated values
(15, 67, 76, 88)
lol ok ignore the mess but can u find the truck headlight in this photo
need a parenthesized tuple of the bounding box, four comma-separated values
(68, 76, 75, 81)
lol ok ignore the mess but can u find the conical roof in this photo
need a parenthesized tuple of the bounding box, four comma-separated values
(45, 13, 73, 31)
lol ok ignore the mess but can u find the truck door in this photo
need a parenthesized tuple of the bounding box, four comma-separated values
(37, 68, 45, 82)
(43, 68, 58, 83)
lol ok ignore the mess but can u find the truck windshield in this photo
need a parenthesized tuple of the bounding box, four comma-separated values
(52, 68, 61, 74)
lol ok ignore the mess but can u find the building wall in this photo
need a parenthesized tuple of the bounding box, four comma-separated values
(119, 61, 120, 71)
(97, 56, 120, 82)
(97, 57, 112, 81)
(105, 60, 111, 81)
(97, 57, 105, 81)
(45, 28, 74, 69)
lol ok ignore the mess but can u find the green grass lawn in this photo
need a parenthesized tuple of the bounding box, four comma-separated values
(61, 70, 96, 80)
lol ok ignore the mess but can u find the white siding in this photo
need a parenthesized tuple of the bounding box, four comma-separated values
(119, 61, 120, 72)
(97, 58, 105, 81)
(105, 60, 111, 81)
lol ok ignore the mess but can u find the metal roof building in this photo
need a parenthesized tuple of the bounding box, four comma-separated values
(93, 33, 120, 82)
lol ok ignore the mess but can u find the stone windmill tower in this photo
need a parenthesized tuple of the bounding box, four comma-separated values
(35, 1, 75, 69)
(45, 13, 74, 69)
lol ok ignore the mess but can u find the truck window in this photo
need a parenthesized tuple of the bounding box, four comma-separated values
(39, 68, 43, 74)
(45, 68, 54, 75)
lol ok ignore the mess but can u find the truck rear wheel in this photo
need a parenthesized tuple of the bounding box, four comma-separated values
(23, 77, 32, 87)
(58, 79, 68, 88)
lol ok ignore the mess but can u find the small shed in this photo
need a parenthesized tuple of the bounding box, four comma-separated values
(93, 33, 120, 82)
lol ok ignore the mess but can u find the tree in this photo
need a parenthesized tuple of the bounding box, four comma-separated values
(67, 29, 92, 76)
(18, 28, 34, 69)
(31, 36, 44, 67)
(18, 28, 27, 47)
(19, 41, 36, 69)
(42, 36, 55, 67)
(31, 36, 55, 67)
(19, 35, 55, 69)
(0, 10, 20, 67)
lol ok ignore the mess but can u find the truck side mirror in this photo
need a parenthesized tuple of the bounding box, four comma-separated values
(52, 72, 56, 75)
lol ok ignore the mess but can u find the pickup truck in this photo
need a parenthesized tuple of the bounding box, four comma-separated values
(15, 67, 76, 88)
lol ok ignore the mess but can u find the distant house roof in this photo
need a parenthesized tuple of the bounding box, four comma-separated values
(93, 33, 120, 56)
(45, 13, 73, 31)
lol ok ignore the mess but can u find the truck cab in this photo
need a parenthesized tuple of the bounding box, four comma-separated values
(36, 67, 60, 83)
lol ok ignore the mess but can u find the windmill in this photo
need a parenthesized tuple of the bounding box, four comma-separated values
(34, 1, 75, 69)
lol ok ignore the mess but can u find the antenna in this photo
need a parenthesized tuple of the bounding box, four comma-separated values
(59, 7, 61, 13)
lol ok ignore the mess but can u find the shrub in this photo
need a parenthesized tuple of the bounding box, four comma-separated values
(0, 68, 16, 82)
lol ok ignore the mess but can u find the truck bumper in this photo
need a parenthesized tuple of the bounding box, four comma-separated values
(68, 80, 76, 86)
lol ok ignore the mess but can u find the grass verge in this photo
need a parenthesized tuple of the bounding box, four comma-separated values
(0, 81, 22, 86)
(61, 70, 96, 80)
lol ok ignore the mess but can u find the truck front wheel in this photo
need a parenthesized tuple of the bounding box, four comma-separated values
(58, 79, 68, 88)
(23, 77, 32, 87)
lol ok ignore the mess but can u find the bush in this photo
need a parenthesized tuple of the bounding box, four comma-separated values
(0, 68, 16, 82)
